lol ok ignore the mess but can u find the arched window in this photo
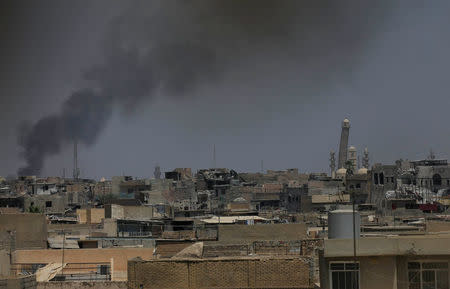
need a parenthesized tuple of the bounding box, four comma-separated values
(374, 173, 379, 185)
(433, 174, 442, 186)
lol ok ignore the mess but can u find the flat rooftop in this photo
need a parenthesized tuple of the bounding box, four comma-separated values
(324, 234, 450, 258)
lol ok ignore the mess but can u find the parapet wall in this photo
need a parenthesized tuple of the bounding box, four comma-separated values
(36, 282, 127, 289)
(128, 257, 314, 289)
(218, 223, 308, 243)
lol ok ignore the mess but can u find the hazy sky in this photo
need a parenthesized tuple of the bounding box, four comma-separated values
(1, 1, 450, 179)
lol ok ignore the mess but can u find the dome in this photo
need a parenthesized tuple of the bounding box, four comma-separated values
(348, 146, 356, 151)
(357, 168, 368, 175)
(336, 168, 347, 179)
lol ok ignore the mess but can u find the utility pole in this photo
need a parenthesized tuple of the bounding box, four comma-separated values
(61, 229, 65, 276)
(346, 161, 357, 289)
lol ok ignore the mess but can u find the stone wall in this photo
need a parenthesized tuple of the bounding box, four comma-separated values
(218, 223, 307, 243)
(37, 282, 126, 289)
(0, 214, 47, 249)
(128, 257, 314, 289)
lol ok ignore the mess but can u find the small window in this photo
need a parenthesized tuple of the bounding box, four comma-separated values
(45, 201, 52, 208)
(330, 262, 359, 289)
(98, 265, 110, 275)
(356, 183, 361, 189)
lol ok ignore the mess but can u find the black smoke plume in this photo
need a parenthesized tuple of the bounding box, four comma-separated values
(18, 1, 392, 176)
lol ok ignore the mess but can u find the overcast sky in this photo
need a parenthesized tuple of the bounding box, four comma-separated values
(1, 1, 449, 179)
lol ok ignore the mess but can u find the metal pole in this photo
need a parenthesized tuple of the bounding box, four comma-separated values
(61, 229, 65, 276)
(352, 190, 357, 289)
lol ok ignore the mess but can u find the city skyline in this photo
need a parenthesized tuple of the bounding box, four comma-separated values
(1, 1, 450, 178)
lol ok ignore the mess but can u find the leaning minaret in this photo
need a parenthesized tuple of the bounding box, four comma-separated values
(337, 118, 350, 169)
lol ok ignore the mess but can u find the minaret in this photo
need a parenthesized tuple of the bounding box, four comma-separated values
(330, 151, 336, 178)
(337, 118, 350, 169)
(154, 164, 161, 179)
(362, 147, 370, 168)
(348, 146, 357, 170)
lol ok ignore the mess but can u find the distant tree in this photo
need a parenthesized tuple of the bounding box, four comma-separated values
(27, 203, 41, 213)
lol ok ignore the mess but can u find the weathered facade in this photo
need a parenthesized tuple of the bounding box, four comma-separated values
(128, 256, 314, 289)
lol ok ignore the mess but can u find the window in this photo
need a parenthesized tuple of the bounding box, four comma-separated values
(330, 262, 359, 289)
(374, 173, 379, 185)
(408, 262, 448, 289)
(98, 264, 110, 275)
(432, 174, 442, 186)
(379, 173, 384, 185)
(45, 201, 52, 208)
(356, 183, 361, 189)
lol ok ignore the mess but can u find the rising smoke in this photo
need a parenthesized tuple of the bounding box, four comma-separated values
(18, 1, 392, 176)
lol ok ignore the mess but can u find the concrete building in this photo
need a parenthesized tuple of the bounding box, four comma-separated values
(0, 214, 47, 250)
(369, 164, 398, 208)
(12, 248, 154, 281)
(320, 235, 450, 289)
(346, 173, 371, 204)
(24, 194, 68, 215)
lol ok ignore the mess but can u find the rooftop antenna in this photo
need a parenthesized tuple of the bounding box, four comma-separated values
(72, 140, 80, 180)
(261, 160, 264, 173)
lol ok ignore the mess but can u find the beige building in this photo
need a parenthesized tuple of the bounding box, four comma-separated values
(13, 248, 154, 281)
(0, 214, 47, 250)
(320, 235, 450, 289)
(76, 208, 105, 224)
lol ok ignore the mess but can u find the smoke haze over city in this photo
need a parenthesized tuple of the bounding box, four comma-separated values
(1, 1, 450, 178)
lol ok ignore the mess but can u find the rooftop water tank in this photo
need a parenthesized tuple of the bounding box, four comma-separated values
(328, 209, 360, 239)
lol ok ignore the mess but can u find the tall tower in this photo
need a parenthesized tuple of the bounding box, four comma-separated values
(362, 147, 370, 169)
(72, 140, 80, 180)
(329, 151, 336, 178)
(154, 164, 161, 179)
(347, 146, 357, 170)
(337, 118, 350, 169)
